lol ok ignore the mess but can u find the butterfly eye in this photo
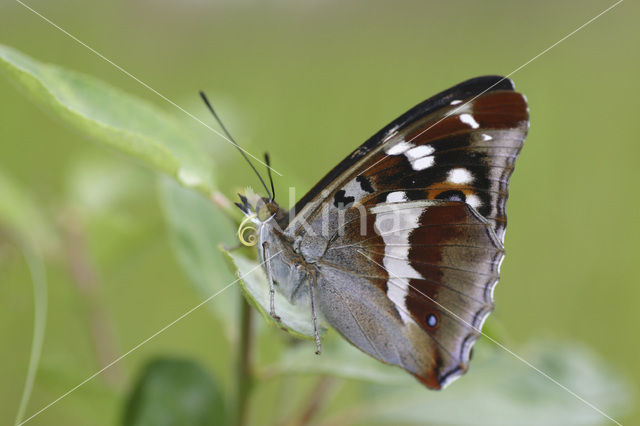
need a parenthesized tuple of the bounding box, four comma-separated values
(257, 202, 276, 222)
(426, 313, 439, 328)
(257, 205, 269, 221)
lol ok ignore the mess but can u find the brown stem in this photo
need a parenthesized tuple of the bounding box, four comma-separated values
(282, 376, 338, 426)
(234, 296, 254, 426)
(61, 209, 123, 387)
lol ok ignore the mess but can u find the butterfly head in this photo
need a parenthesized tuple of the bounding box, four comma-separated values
(234, 193, 284, 223)
(235, 193, 285, 247)
(255, 198, 281, 223)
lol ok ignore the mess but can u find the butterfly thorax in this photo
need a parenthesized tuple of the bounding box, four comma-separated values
(251, 199, 318, 304)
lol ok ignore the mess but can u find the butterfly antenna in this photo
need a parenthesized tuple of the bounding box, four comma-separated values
(199, 91, 272, 200)
(264, 152, 275, 202)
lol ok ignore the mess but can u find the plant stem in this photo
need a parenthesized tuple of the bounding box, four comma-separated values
(234, 296, 254, 426)
(61, 210, 123, 387)
(288, 376, 337, 426)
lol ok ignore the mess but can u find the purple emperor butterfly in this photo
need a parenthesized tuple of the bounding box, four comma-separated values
(209, 75, 529, 389)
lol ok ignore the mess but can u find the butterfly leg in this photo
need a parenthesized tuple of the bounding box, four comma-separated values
(262, 241, 281, 322)
(310, 271, 322, 355)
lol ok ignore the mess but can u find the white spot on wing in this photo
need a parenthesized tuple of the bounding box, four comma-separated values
(399, 144, 436, 170)
(341, 179, 367, 203)
(386, 141, 414, 155)
(386, 191, 408, 203)
(412, 156, 434, 170)
(466, 194, 482, 209)
(481, 133, 493, 141)
(460, 113, 480, 129)
(447, 168, 474, 185)
(450, 99, 462, 105)
(406, 145, 434, 159)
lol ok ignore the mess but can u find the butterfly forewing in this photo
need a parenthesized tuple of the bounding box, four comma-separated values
(282, 76, 528, 389)
(369, 89, 527, 241)
(288, 78, 527, 243)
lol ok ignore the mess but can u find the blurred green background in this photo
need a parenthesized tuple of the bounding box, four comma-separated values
(1, 0, 638, 425)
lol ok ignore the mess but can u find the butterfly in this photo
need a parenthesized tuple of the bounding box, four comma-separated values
(205, 75, 529, 389)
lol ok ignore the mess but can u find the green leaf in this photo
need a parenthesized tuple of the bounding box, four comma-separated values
(321, 341, 632, 426)
(0, 44, 215, 195)
(158, 177, 238, 339)
(122, 358, 225, 426)
(222, 248, 327, 340)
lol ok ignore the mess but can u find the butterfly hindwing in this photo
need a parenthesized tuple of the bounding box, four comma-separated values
(317, 200, 503, 388)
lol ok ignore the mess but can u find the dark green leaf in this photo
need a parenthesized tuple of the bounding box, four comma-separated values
(122, 358, 225, 426)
